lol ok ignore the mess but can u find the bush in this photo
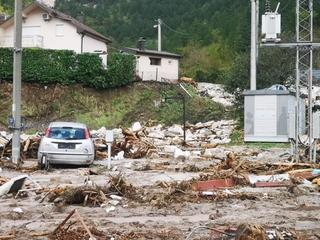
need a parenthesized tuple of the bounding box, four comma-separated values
(0, 48, 135, 89)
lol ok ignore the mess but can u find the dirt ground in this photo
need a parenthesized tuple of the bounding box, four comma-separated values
(0, 146, 320, 240)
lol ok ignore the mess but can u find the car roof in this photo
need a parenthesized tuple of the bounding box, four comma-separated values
(48, 122, 87, 128)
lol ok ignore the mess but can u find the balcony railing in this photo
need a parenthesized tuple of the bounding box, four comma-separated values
(0, 35, 44, 48)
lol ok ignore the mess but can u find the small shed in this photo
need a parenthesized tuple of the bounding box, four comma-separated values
(244, 89, 304, 142)
(123, 39, 181, 82)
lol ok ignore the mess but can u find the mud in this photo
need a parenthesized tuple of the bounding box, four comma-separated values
(0, 146, 320, 239)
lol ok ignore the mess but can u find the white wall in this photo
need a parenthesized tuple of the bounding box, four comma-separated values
(82, 35, 107, 65)
(136, 55, 179, 81)
(0, 7, 107, 64)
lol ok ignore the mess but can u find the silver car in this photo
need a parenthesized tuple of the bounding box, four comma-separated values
(38, 122, 94, 169)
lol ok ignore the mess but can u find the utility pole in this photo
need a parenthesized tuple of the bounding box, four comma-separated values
(157, 18, 162, 52)
(11, 0, 23, 165)
(250, 0, 259, 90)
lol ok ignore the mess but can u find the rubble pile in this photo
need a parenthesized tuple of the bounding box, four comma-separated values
(0, 131, 41, 160)
(93, 120, 235, 160)
(0, 119, 234, 161)
(197, 82, 234, 107)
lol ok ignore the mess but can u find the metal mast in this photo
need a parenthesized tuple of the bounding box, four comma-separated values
(295, 0, 314, 161)
(261, 0, 317, 162)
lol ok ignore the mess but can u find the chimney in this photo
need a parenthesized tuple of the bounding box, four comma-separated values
(77, 15, 84, 23)
(37, 0, 55, 7)
(0, 14, 8, 24)
(137, 37, 146, 51)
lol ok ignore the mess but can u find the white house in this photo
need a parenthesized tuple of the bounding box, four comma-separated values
(0, 1, 111, 65)
(123, 41, 181, 82)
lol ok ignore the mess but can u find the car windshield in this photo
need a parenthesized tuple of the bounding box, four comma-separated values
(48, 127, 86, 140)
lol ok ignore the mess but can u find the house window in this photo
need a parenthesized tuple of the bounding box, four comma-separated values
(23, 26, 40, 36)
(150, 57, 161, 66)
(55, 24, 64, 37)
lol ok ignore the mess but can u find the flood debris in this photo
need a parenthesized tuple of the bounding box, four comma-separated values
(0, 132, 40, 160)
(50, 209, 106, 240)
(235, 224, 267, 240)
(45, 174, 137, 207)
(192, 178, 235, 191)
(0, 175, 28, 196)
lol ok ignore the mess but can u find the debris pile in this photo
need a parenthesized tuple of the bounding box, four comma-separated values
(50, 209, 107, 240)
(0, 132, 41, 160)
(234, 224, 301, 240)
(92, 120, 235, 160)
(197, 82, 234, 107)
(45, 174, 137, 208)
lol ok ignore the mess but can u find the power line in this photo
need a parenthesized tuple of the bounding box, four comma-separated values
(161, 20, 191, 38)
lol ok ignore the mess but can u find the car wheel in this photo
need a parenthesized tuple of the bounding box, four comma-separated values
(41, 155, 50, 171)
(44, 156, 50, 171)
(39, 155, 46, 170)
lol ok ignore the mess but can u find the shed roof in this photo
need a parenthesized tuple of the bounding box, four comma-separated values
(243, 89, 292, 96)
(123, 47, 182, 59)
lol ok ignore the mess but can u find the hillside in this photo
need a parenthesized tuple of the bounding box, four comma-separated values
(52, 0, 311, 80)
(0, 81, 227, 131)
(2, 0, 320, 84)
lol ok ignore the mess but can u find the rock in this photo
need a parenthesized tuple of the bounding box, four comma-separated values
(105, 206, 116, 213)
(110, 195, 123, 201)
(114, 151, 124, 161)
(13, 207, 23, 213)
(94, 127, 107, 138)
(171, 136, 184, 145)
(112, 128, 124, 140)
(198, 128, 212, 136)
(203, 148, 225, 159)
(166, 125, 184, 136)
(108, 200, 120, 206)
(174, 148, 191, 161)
(163, 145, 178, 154)
(148, 130, 165, 139)
(186, 129, 196, 141)
(132, 122, 142, 132)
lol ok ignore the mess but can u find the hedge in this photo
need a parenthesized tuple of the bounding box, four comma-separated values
(0, 48, 135, 89)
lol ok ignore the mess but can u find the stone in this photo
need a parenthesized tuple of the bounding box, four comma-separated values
(163, 145, 178, 154)
(112, 128, 124, 140)
(166, 125, 184, 136)
(203, 148, 225, 159)
(174, 148, 191, 161)
(148, 130, 165, 139)
(132, 122, 142, 132)
(171, 136, 184, 145)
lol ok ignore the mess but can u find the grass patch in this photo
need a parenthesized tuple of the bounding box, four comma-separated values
(0, 82, 227, 130)
(229, 128, 290, 149)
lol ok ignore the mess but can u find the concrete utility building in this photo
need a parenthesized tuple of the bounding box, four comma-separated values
(244, 87, 305, 143)
(0, 1, 111, 65)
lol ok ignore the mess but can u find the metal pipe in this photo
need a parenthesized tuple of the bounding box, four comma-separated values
(183, 95, 186, 144)
(81, 34, 84, 53)
(157, 18, 162, 51)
